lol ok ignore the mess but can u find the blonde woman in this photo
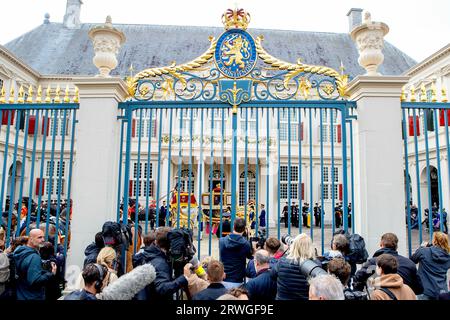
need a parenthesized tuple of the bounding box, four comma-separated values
(272, 233, 319, 300)
(77, 247, 118, 290)
(411, 232, 450, 300)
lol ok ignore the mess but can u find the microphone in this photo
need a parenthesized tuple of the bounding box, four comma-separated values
(97, 263, 156, 300)
(189, 256, 206, 277)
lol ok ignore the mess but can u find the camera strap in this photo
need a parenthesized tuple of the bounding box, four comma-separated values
(379, 287, 397, 300)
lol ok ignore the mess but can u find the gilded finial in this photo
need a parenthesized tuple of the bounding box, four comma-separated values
(410, 85, 416, 102)
(0, 83, 6, 104)
(54, 85, 61, 103)
(431, 83, 437, 103)
(9, 86, 15, 104)
(64, 85, 70, 103)
(442, 88, 448, 103)
(401, 87, 407, 102)
(74, 87, 79, 103)
(45, 86, 52, 103)
(420, 84, 427, 102)
(17, 85, 25, 103)
(36, 85, 42, 103)
(27, 86, 34, 103)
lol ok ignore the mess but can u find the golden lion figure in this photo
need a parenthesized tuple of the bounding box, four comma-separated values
(222, 36, 250, 70)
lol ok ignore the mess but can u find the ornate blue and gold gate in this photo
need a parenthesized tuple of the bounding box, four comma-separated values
(118, 8, 356, 257)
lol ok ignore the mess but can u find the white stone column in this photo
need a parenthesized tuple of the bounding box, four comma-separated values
(65, 78, 128, 288)
(348, 76, 410, 256)
(440, 157, 450, 213)
(268, 151, 276, 229)
(160, 156, 169, 202)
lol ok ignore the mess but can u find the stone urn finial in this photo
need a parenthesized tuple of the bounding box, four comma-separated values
(88, 16, 126, 77)
(350, 11, 389, 76)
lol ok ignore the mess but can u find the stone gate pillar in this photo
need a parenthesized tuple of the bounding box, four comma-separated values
(348, 76, 410, 256)
(65, 78, 128, 288)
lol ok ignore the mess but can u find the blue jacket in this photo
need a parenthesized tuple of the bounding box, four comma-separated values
(83, 242, 102, 267)
(245, 268, 277, 301)
(259, 210, 266, 227)
(411, 246, 450, 299)
(219, 234, 253, 283)
(13, 246, 54, 300)
(192, 283, 227, 300)
(272, 257, 310, 300)
(246, 257, 278, 279)
(134, 244, 188, 300)
(64, 289, 97, 300)
(353, 247, 423, 294)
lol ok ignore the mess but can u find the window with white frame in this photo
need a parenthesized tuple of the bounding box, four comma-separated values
(181, 169, 195, 193)
(211, 109, 228, 136)
(320, 109, 339, 143)
(49, 110, 70, 137)
(131, 162, 154, 198)
(280, 165, 298, 200)
(239, 170, 256, 205)
(135, 110, 157, 138)
(279, 109, 299, 142)
(240, 109, 257, 138)
(321, 166, 339, 200)
(181, 109, 198, 135)
(45, 160, 66, 196)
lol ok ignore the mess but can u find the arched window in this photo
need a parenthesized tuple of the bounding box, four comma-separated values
(239, 170, 256, 206)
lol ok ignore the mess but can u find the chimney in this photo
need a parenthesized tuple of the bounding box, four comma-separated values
(63, 0, 83, 29)
(346, 8, 363, 32)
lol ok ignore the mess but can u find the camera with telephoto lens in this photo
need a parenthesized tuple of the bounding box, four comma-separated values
(249, 229, 267, 249)
(41, 259, 53, 272)
(281, 234, 294, 246)
(299, 259, 327, 278)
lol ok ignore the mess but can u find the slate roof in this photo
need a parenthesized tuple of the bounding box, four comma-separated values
(4, 23, 416, 78)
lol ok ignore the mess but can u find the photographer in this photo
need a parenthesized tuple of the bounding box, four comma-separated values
(219, 218, 254, 290)
(134, 227, 188, 300)
(272, 233, 323, 300)
(246, 236, 280, 279)
(245, 250, 277, 301)
(328, 258, 367, 300)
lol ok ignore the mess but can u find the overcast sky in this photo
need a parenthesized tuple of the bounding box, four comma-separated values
(0, 0, 449, 62)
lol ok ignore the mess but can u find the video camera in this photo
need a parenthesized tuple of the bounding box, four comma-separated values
(249, 229, 267, 249)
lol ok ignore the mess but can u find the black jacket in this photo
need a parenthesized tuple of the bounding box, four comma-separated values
(411, 246, 450, 299)
(192, 283, 227, 300)
(219, 234, 253, 283)
(272, 257, 310, 300)
(83, 243, 102, 267)
(353, 247, 423, 294)
(64, 289, 97, 300)
(134, 244, 188, 300)
(245, 268, 277, 301)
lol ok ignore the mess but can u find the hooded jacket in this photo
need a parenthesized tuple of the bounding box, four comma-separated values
(411, 246, 450, 299)
(13, 246, 53, 300)
(371, 274, 417, 300)
(83, 242, 102, 267)
(353, 247, 423, 294)
(134, 244, 187, 300)
(219, 233, 253, 283)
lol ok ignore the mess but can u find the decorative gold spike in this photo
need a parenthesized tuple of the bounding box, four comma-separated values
(26, 86, 34, 103)
(443, 88, 448, 103)
(73, 87, 79, 103)
(54, 85, 61, 103)
(8, 86, 15, 104)
(410, 85, 416, 102)
(401, 87, 407, 102)
(430, 83, 437, 103)
(17, 85, 25, 103)
(36, 85, 42, 103)
(45, 86, 52, 103)
(0, 84, 6, 104)
(420, 84, 427, 102)
(64, 85, 70, 103)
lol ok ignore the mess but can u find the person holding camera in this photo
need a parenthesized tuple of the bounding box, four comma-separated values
(65, 263, 107, 300)
(327, 258, 367, 300)
(134, 227, 188, 300)
(272, 233, 321, 300)
(219, 218, 254, 290)
(13, 229, 57, 300)
(352, 233, 423, 295)
(411, 232, 450, 300)
(192, 260, 227, 300)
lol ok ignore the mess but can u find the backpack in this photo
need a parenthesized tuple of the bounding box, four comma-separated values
(333, 230, 369, 264)
(167, 228, 196, 266)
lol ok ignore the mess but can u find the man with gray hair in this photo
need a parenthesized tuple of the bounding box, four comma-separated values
(309, 274, 345, 300)
(244, 250, 277, 301)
